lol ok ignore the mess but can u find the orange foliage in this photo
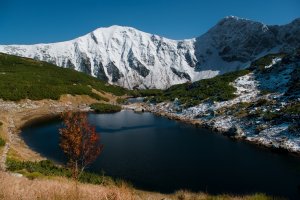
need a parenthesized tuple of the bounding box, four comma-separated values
(59, 111, 103, 179)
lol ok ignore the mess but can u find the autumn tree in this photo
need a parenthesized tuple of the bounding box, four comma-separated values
(59, 111, 103, 180)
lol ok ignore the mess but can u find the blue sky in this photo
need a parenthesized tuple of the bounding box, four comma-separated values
(0, 0, 299, 44)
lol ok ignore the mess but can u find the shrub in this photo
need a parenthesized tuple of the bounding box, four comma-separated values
(255, 124, 268, 134)
(0, 137, 5, 147)
(288, 123, 300, 137)
(116, 98, 127, 104)
(6, 159, 71, 177)
(263, 111, 281, 121)
(234, 109, 249, 118)
(0, 121, 5, 147)
(90, 103, 121, 113)
(255, 99, 269, 107)
(6, 158, 116, 185)
(283, 102, 300, 115)
(260, 89, 272, 95)
(25, 171, 44, 180)
(250, 53, 285, 72)
(129, 89, 163, 97)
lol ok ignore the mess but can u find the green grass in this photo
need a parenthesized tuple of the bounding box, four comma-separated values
(0, 53, 127, 101)
(90, 103, 122, 113)
(0, 137, 5, 147)
(23, 171, 45, 180)
(6, 158, 115, 185)
(147, 70, 250, 107)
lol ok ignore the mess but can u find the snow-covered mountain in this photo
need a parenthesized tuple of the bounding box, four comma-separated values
(0, 16, 299, 89)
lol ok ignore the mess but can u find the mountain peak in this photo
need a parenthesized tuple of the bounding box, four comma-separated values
(212, 15, 268, 33)
(224, 15, 245, 20)
(217, 15, 255, 25)
(290, 18, 300, 25)
(90, 25, 150, 41)
(93, 25, 140, 34)
(100, 25, 133, 30)
(0, 17, 299, 89)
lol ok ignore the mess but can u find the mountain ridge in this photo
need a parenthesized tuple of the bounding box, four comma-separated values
(0, 16, 299, 89)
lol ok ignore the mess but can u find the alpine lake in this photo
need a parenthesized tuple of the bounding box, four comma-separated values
(21, 110, 300, 199)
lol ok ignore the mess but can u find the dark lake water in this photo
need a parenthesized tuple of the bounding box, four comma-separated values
(21, 110, 300, 199)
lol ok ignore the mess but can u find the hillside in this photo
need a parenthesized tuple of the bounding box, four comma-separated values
(130, 50, 300, 153)
(0, 16, 299, 89)
(0, 53, 127, 101)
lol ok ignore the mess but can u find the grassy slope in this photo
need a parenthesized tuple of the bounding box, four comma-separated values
(0, 53, 127, 101)
(0, 170, 275, 200)
(2, 159, 275, 200)
(133, 51, 299, 108)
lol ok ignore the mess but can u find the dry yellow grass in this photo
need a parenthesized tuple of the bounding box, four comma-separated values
(0, 171, 135, 200)
(0, 171, 274, 200)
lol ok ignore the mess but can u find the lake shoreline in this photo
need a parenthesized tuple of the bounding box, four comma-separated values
(123, 103, 300, 156)
(0, 95, 98, 164)
(1, 96, 299, 165)
(1, 99, 300, 199)
(20, 107, 300, 199)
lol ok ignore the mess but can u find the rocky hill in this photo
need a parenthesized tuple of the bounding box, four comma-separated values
(133, 50, 300, 153)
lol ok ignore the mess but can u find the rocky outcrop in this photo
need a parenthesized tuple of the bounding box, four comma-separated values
(106, 62, 123, 82)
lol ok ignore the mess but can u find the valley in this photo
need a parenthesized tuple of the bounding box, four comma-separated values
(0, 15, 299, 200)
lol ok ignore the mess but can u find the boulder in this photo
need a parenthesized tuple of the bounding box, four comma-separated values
(134, 107, 145, 112)
(227, 124, 245, 137)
